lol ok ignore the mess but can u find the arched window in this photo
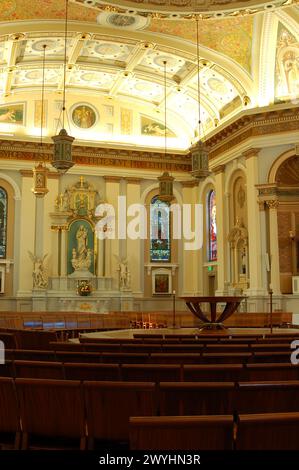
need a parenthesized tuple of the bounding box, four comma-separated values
(0, 187, 7, 258)
(150, 195, 170, 262)
(207, 190, 217, 261)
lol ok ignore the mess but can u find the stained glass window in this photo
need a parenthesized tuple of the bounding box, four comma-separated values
(208, 190, 217, 261)
(0, 188, 7, 258)
(150, 196, 170, 262)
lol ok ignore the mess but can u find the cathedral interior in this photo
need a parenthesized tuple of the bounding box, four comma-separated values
(0, 0, 298, 320)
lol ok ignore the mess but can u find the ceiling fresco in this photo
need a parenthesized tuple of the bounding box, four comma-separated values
(0, 0, 297, 150)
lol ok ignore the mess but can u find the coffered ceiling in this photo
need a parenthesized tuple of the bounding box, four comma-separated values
(0, 0, 297, 150)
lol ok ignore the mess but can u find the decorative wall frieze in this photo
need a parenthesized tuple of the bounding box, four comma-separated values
(206, 107, 299, 160)
(71, 0, 295, 20)
(0, 140, 191, 173)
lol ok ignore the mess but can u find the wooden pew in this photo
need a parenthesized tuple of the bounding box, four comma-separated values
(236, 412, 299, 449)
(159, 381, 235, 415)
(130, 415, 234, 450)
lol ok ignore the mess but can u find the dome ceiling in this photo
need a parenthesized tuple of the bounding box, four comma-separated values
(0, 0, 297, 151)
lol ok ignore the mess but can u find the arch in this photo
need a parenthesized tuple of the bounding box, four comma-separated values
(198, 175, 215, 201)
(268, 149, 297, 183)
(224, 162, 246, 195)
(0, 173, 21, 200)
(207, 189, 217, 262)
(140, 183, 183, 206)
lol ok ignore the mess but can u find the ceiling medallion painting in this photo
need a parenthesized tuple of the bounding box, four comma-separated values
(71, 103, 98, 129)
(96, 11, 150, 29)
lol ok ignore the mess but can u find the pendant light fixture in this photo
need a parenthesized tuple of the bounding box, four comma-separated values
(190, 16, 210, 180)
(32, 44, 49, 198)
(158, 60, 174, 203)
(51, 0, 74, 174)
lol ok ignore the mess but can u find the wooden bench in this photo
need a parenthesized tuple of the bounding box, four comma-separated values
(130, 415, 234, 450)
(236, 412, 299, 449)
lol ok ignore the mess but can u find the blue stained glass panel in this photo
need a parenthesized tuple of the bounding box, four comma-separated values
(150, 196, 170, 262)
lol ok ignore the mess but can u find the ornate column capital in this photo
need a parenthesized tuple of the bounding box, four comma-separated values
(266, 199, 279, 209)
(242, 148, 261, 160)
(104, 176, 122, 183)
(181, 180, 198, 188)
(213, 164, 225, 175)
(125, 177, 143, 184)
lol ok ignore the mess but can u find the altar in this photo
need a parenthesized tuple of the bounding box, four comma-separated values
(29, 177, 133, 312)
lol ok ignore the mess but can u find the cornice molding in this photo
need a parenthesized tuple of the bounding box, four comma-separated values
(206, 107, 299, 160)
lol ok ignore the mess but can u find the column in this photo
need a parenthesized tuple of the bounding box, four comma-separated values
(126, 178, 142, 295)
(18, 175, 35, 295)
(97, 238, 104, 277)
(224, 192, 231, 285)
(104, 176, 121, 287)
(60, 227, 67, 277)
(243, 148, 266, 295)
(214, 165, 226, 295)
(266, 199, 281, 295)
(181, 181, 199, 295)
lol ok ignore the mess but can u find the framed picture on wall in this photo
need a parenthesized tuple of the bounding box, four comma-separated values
(152, 268, 172, 295)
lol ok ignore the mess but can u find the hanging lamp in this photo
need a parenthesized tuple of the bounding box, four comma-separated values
(51, 0, 74, 173)
(32, 44, 49, 198)
(190, 16, 210, 180)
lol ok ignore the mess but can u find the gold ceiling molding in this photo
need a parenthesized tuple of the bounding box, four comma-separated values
(206, 107, 299, 160)
(71, 0, 298, 19)
(0, 140, 191, 173)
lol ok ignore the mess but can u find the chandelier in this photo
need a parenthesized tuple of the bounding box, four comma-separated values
(190, 16, 210, 180)
(32, 44, 49, 198)
(51, 0, 74, 174)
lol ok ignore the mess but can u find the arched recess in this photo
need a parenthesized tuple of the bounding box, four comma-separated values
(268, 149, 297, 183)
(226, 168, 249, 291)
(200, 180, 217, 295)
(143, 186, 180, 299)
(268, 151, 299, 293)
(0, 176, 17, 296)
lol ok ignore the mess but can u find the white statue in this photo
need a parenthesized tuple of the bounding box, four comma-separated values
(28, 252, 48, 289)
(71, 225, 92, 272)
(115, 256, 131, 290)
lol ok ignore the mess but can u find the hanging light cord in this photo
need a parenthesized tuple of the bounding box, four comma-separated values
(62, 0, 69, 129)
(40, 44, 47, 156)
(163, 60, 167, 159)
(196, 16, 201, 139)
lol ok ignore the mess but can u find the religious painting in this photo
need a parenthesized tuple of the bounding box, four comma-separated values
(0, 188, 7, 258)
(208, 190, 217, 262)
(34, 100, 47, 127)
(71, 103, 97, 129)
(67, 219, 95, 275)
(150, 196, 170, 262)
(141, 116, 176, 137)
(275, 24, 299, 103)
(152, 269, 172, 295)
(0, 103, 24, 125)
(120, 108, 132, 135)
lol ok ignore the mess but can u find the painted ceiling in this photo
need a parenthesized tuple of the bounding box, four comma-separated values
(0, 0, 297, 150)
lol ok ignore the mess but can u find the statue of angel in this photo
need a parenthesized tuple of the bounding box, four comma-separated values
(28, 252, 48, 289)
